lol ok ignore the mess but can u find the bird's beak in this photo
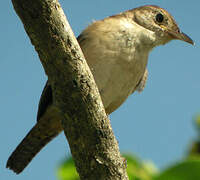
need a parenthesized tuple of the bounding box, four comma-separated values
(167, 30, 194, 45)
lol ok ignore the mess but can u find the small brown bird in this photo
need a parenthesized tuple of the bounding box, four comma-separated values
(7, 5, 194, 174)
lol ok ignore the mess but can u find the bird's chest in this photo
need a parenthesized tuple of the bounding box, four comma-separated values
(88, 42, 149, 113)
(81, 20, 153, 113)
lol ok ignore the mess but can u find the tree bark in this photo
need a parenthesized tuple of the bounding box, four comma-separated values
(11, 0, 128, 179)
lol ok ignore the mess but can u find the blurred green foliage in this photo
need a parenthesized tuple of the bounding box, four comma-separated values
(57, 116, 200, 180)
(57, 157, 79, 180)
(57, 154, 200, 180)
(154, 159, 200, 180)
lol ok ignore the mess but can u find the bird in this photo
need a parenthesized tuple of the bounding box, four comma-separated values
(7, 5, 194, 174)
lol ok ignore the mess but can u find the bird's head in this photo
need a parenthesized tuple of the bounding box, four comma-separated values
(129, 5, 194, 46)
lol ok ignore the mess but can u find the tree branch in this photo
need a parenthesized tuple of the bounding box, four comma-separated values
(11, 0, 128, 179)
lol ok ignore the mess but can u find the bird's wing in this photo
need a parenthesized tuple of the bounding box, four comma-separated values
(135, 68, 148, 92)
(37, 81, 53, 121)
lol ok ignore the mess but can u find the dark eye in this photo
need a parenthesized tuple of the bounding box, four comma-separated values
(156, 13, 164, 23)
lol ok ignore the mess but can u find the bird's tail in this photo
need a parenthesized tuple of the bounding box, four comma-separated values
(6, 117, 62, 174)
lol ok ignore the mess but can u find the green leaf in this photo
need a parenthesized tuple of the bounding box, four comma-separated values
(57, 157, 79, 180)
(154, 159, 200, 180)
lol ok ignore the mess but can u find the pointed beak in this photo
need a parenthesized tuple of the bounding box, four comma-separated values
(168, 30, 194, 45)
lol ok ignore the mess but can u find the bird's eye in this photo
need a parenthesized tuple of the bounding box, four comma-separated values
(155, 13, 164, 23)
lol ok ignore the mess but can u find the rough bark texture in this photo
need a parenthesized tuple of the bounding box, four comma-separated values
(11, 0, 128, 179)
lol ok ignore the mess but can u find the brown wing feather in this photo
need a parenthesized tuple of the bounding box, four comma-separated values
(37, 81, 53, 121)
